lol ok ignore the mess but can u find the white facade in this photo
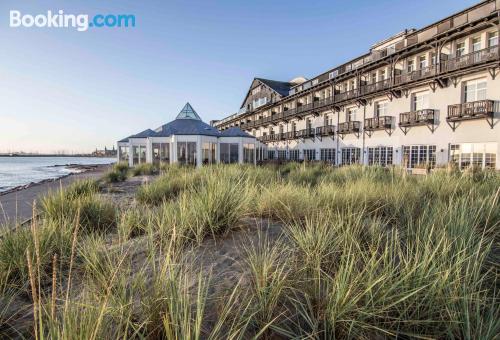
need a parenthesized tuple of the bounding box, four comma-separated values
(215, 1, 500, 170)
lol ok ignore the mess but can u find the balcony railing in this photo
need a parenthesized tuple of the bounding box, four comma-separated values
(394, 65, 437, 85)
(314, 96, 334, 109)
(442, 46, 499, 73)
(364, 116, 394, 131)
(296, 103, 314, 114)
(338, 121, 361, 134)
(447, 100, 494, 120)
(316, 125, 335, 136)
(360, 78, 392, 95)
(399, 109, 436, 126)
(335, 89, 358, 102)
(284, 131, 297, 140)
(283, 108, 297, 118)
(296, 128, 315, 138)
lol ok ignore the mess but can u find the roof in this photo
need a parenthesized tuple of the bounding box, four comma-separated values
(131, 129, 157, 138)
(255, 78, 293, 97)
(118, 103, 259, 141)
(176, 102, 202, 120)
(155, 119, 222, 137)
(220, 127, 255, 138)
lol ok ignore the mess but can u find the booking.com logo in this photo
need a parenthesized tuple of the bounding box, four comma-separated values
(9, 10, 135, 32)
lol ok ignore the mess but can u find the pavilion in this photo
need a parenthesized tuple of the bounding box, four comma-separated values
(117, 103, 256, 167)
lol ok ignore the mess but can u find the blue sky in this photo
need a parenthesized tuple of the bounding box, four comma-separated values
(0, 0, 478, 153)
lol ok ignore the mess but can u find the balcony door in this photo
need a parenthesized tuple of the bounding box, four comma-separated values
(464, 79, 486, 103)
(412, 91, 429, 111)
(346, 108, 357, 122)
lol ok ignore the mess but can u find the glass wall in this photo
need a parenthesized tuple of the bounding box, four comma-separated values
(320, 148, 335, 164)
(220, 143, 239, 164)
(132, 145, 146, 165)
(450, 142, 496, 170)
(243, 143, 255, 164)
(119, 146, 129, 162)
(202, 142, 217, 165)
(152, 143, 170, 165)
(177, 142, 197, 166)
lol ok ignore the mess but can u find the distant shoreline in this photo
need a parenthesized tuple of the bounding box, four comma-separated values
(0, 155, 114, 158)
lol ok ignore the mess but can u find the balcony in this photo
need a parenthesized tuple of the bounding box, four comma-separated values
(284, 131, 297, 140)
(360, 78, 392, 95)
(314, 96, 334, 110)
(283, 108, 297, 120)
(296, 128, 315, 139)
(447, 99, 495, 130)
(335, 89, 358, 103)
(399, 109, 437, 134)
(442, 46, 499, 73)
(394, 65, 437, 85)
(364, 116, 394, 136)
(338, 121, 361, 138)
(315, 125, 335, 139)
(296, 103, 315, 117)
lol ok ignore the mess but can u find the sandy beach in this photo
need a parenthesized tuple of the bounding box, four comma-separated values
(0, 164, 111, 228)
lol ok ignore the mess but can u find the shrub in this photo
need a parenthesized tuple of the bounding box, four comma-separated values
(132, 163, 158, 176)
(41, 192, 116, 234)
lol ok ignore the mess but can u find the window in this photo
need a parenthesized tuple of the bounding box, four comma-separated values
(375, 101, 388, 117)
(419, 55, 427, 69)
(456, 41, 465, 57)
(324, 114, 332, 126)
(471, 37, 481, 52)
(312, 79, 319, 86)
(291, 121, 297, 132)
(347, 108, 357, 122)
(177, 142, 197, 166)
(303, 149, 316, 161)
(450, 143, 497, 170)
(277, 150, 287, 160)
(368, 147, 393, 166)
(431, 52, 437, 65)
(243, 143, 255, 164)
(202, 142, 216, 165)
(402, 145, 436, 169)
(306, 118, 312, 131)
(320, 148, 335, 164)
(341, 148, 361, 165)
(488, 31, 498, 47)
(387, 44, 396, 55)
(220, 143, 239, 164)
(267, 150, 276, 160)
(289, 149, 300, 161)
(407, 59, 415, 73)
(153, 143, 170, 165)
(119, 146, 129, 162)
(464, 79, 487, 103)
(412, 92, 429, 111)
(371, 73, 377, 83)
(252, 97, 268, 109)
(329, 70, 338, 79)
(379, 69, 386, 80)
(132, 145, 147, 165)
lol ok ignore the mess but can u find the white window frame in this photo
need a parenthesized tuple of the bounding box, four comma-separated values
(464, 78, 487, 103)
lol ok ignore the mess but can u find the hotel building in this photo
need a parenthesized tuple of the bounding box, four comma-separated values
(213, 0, 500, 170)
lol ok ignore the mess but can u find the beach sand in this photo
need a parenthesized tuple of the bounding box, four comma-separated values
(0, 164, 112, 228)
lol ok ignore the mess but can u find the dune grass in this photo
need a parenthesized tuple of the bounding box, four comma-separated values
(0, 163, 498, 339)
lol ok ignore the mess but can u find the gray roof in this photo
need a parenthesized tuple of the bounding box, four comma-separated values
(220, 127, 255, 138)
(117, 104, 256, 142)
(256, 78, 293, 97)
(155, 119, 221, 137)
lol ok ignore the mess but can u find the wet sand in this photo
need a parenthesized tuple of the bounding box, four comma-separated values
(0, 164, 111, 228)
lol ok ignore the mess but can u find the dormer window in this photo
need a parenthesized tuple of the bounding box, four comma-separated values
(329, 70, 338, 79)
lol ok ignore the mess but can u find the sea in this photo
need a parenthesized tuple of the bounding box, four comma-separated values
(0, 157, 115, 193)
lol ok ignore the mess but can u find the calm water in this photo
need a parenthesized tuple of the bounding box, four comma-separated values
(0, 157, 115, 193)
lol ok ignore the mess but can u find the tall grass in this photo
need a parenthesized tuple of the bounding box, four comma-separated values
(0, 164, 498, 339)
